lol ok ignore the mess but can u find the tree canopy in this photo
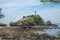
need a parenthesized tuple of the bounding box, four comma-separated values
(40, 0, 60, 4)
(0, 8, 4, 19)
(10, 14, 45, 26)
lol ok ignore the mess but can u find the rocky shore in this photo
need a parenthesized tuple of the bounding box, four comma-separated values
(0, 26, 59, 40)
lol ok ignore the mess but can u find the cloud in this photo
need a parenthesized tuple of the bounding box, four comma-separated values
(0, 0, 60, 24)
(0, 0, 40, 8)
(38, 8, 60, 23)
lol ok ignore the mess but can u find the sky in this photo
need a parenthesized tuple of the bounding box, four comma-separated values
(0, 0, 60, 25)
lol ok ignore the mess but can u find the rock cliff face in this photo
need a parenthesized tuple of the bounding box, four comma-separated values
(10, 15, 45, 26)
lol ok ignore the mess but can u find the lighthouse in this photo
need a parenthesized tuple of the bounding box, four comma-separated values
(35, 10, 37, 16)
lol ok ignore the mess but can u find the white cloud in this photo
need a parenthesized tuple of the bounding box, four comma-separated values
(0, 0, 40, 9)
(0, 0, 60, 24)
(38, 8, 60, 23)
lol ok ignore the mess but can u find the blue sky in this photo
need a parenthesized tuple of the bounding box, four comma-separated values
(0, 0, 60, 25)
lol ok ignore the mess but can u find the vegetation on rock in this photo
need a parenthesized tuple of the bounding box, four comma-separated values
(0, 23, 7, 26)
(10, 14, 45, 26)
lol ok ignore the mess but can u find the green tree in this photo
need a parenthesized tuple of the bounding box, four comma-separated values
(0, 23, 7, 26)
(58, 31, 60, 40)
(40, 0, 60, 6)
(40, 0, 60, 3)
(33, 15, 44, 25)
(58, 33, 60, 37)
(0, 8, 4, 18)
(0, 8, 5, 26)
(10, 21, 14, 26)
(23, 16, 26, 18)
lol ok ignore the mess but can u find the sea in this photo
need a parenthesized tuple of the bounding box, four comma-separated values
(33, 23, 60, 36)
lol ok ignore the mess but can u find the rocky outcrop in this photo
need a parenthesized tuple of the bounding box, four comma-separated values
(10, 15, 45, 27)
